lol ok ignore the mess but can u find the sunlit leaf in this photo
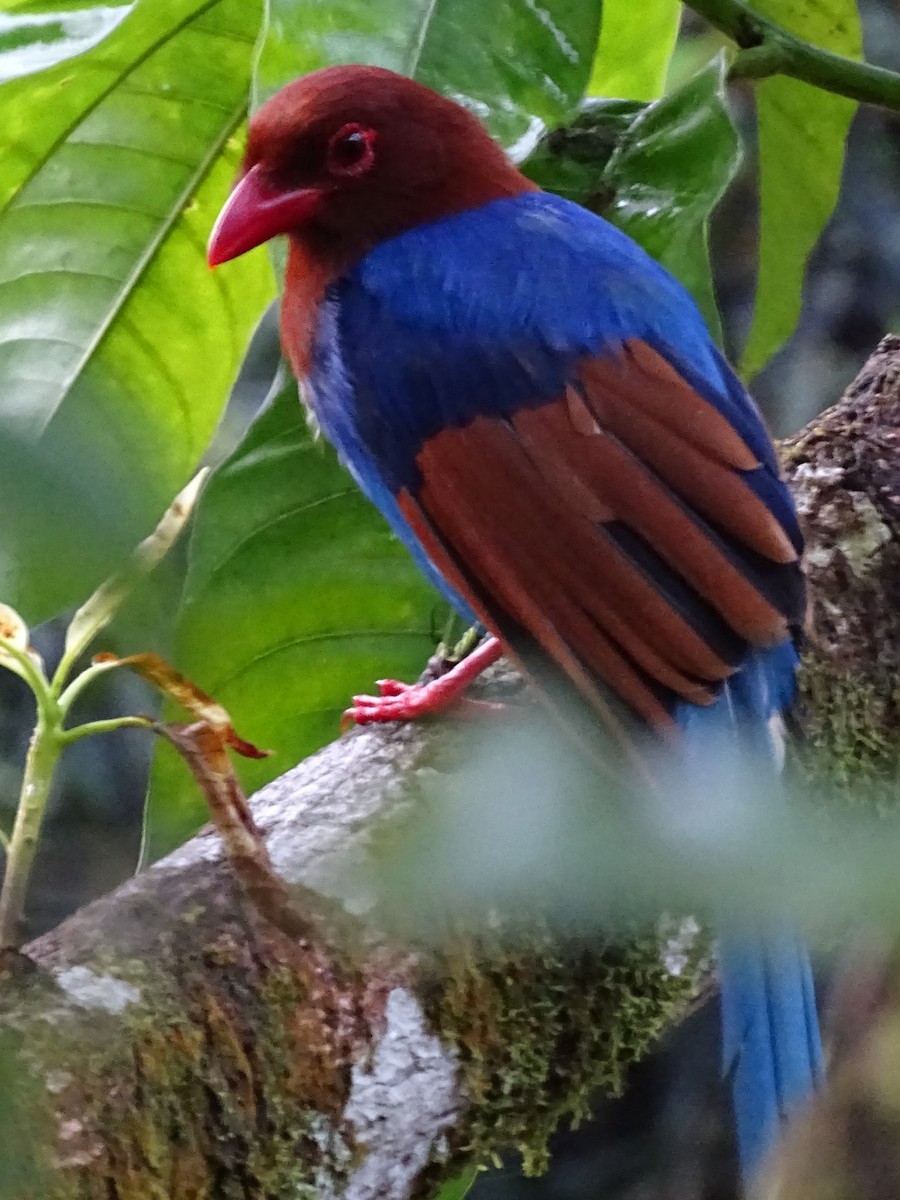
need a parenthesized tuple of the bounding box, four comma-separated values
(144, 382, 439, 860)
(0, 0, 274, 621)
(588, 0, 681, 102)
(741, 0, 862, 377)
(257, 0, 603, 150)
(0, 0, 134, 83)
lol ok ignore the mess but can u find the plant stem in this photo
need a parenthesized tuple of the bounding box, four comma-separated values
(60, 715, 154, 745)
(687, 0, 900, 112)
(56, 657, 122, 717)
(0, 715, 62, 948)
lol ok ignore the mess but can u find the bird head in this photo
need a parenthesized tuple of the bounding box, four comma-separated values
(207, 65, 530, 269)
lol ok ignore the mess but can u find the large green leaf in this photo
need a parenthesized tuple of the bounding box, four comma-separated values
(144, 381, 439, 860)
(741, 0, 862, 377)
(0, 0, 274, 621)
(257, 0, 604, 148)
(525, 55, 741, 334)
(588, 0, 680, 101)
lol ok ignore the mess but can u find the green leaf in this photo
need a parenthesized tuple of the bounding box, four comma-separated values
(257, 0, 604, 148)
(523, 97, 645, 201)
(525, 55, 741, 334)
(0, 1, 134, 83)
(741, 0, 862, 377)
(144, 381, 440, 860)
(588, 0, 680, 101)
(602, 54, 741, 334)
(434, 1168, 479, 1200)
(0, 0, 274, 621)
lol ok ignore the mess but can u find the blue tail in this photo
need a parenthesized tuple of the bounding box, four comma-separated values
(720, 930, 823, 1177)
(676, 642, 823, 1183)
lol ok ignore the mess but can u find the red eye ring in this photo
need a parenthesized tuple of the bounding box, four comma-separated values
(326, 123, 377, 176)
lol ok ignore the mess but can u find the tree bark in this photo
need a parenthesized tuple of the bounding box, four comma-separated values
(4, 337, 900, 1200)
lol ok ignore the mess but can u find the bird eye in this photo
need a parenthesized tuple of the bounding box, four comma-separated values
(326, 123, 376, 176)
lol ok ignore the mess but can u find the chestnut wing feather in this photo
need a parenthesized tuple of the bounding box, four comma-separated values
(400, 340, 802, 731)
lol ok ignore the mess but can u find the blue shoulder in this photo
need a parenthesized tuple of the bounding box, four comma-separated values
(342, 194, 776, 469)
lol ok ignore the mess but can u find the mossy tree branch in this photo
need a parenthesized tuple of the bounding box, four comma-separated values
(3, 338, 900, 1199)
(686, 0, 900, 112)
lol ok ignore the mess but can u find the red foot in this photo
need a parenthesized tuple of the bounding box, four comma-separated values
(343, 637, 503, 727)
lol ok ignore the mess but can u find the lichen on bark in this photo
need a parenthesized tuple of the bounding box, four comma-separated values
(785, 335, 900, 812)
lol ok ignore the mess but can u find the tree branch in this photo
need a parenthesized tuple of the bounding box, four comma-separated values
(686, 0, 900, 112)
(4, 337, 900, 1199)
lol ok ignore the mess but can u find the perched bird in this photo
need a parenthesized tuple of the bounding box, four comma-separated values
(208, 64, 822, 1182)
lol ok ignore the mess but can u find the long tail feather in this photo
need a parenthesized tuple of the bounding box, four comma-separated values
(676, 643, 823, 1185)
(720, 930, 823, 1177)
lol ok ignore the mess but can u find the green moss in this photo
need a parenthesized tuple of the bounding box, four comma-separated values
(797, 659, 900, 815)
(5, 937, 357, 1200)
(425, 923, 701, 1179)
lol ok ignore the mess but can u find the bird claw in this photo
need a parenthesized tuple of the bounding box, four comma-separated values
(341, 636, 506, 729)
(373, 678, 409, 697)
(342, 678, 456, 727)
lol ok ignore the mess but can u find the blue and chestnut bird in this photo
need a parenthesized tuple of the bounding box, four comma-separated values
(208, 65, 823, 1183)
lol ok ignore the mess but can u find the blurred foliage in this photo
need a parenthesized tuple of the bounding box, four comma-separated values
(435, 1169, 480, 1200)
(368, 707, 900, 943)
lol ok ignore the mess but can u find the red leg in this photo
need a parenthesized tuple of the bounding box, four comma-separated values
(343, 637, 503, 727)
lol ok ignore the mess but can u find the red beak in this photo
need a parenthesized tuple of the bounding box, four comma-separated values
(207, 163, 323, 267)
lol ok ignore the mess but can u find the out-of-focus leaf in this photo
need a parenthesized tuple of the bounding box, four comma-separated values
(0, 429, 154, 627)
(369, 708, 900, 941)
(63, 470, 207, 666)
(589, 0, 681, 101)
(0, 1, 134, 82)
(144, 382, 440, 860)
(741, 0, 862, 377)
(435, 1168, 480, 1200)
(525, 55, 741, 334)
(0, 600, 35, 683)
(257, 0, 603, 150)
(0, 0, 274, 621)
